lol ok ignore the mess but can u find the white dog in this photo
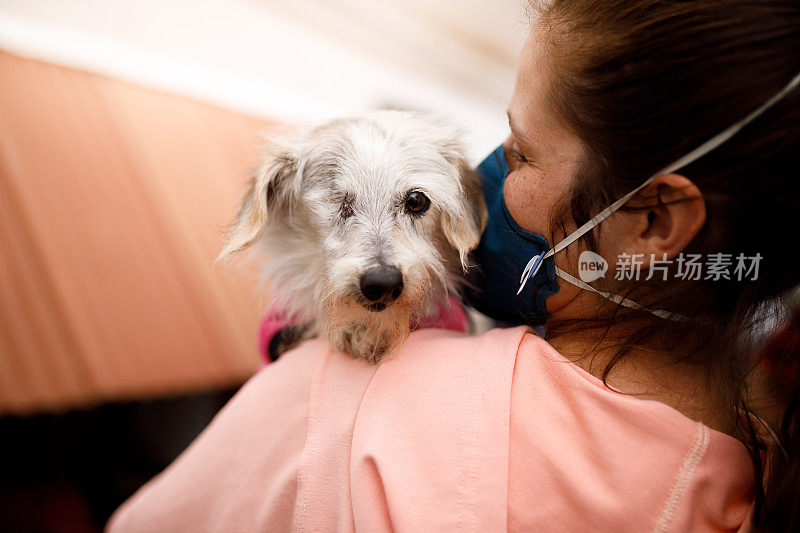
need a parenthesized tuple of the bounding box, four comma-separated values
(219, 111, 487, 363)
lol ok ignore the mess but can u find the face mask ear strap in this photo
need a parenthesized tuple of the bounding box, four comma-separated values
(518, 70, 800, 294)
(516, 174, 655, 293)
(554, 267, 689, 321)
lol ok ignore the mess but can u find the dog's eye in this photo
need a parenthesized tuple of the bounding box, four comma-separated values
(404, 191, 430, 215)
(340, 196, 354, 219)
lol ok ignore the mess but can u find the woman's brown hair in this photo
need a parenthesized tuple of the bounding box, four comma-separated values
(531, 0, 800, 530)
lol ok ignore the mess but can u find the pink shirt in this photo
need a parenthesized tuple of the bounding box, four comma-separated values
(107, 327, 754, 532)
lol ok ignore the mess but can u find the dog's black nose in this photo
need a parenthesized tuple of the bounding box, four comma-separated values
(360, 266, 404, 303)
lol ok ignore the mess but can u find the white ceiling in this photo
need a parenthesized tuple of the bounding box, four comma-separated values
(0, 0, 531, 161)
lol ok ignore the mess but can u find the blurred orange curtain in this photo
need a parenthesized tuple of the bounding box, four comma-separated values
(0, 51, 274, 415)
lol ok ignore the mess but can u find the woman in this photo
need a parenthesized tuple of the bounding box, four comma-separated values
(109, 1, 800, 531)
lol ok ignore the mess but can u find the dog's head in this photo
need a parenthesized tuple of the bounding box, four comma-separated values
(220, 111, 487, 359)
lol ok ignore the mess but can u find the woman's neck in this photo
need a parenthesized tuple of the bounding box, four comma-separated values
(544, 321, 739, 437)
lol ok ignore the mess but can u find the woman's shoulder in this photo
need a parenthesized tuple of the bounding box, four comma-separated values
(349, 326, 754, 531)
(508, 332, 755, 531)
(106, 327, 526, 532)
(108, 326, 754, 531)
(341, 326, 527, 530)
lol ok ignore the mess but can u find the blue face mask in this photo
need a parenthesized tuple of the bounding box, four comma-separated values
(467, 70, 800, 325)
(466, 145, 558, 325)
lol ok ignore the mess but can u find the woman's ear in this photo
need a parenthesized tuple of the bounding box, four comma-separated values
(217, 143, 300, 262)
(441, 161, 489, 271)
(605, 173, 705, 267)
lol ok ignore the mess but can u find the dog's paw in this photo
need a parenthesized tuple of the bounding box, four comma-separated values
(332, 324, 392, 364)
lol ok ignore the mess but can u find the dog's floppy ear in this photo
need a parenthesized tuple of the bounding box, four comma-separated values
(217, 144, 299, 261)
(441, 159, 488, 272)
(425, 120, 488, 271)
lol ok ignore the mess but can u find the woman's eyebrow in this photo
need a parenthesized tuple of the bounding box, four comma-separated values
(506, 110, 536, 147)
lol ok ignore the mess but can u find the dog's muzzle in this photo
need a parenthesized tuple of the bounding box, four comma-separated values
(359, 265, 403, 310)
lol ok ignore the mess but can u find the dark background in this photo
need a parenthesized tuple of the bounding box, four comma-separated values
(0, 389, 237, 532)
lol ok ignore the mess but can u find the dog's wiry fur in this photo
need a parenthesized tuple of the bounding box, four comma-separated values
(219, 111, 487, 363)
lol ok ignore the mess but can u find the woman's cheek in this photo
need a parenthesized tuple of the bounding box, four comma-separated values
(503, 168, 557, 236)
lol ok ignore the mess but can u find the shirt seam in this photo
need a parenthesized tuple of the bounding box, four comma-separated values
(651, 422, 711, 533)
(293, 345, 330, 533)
